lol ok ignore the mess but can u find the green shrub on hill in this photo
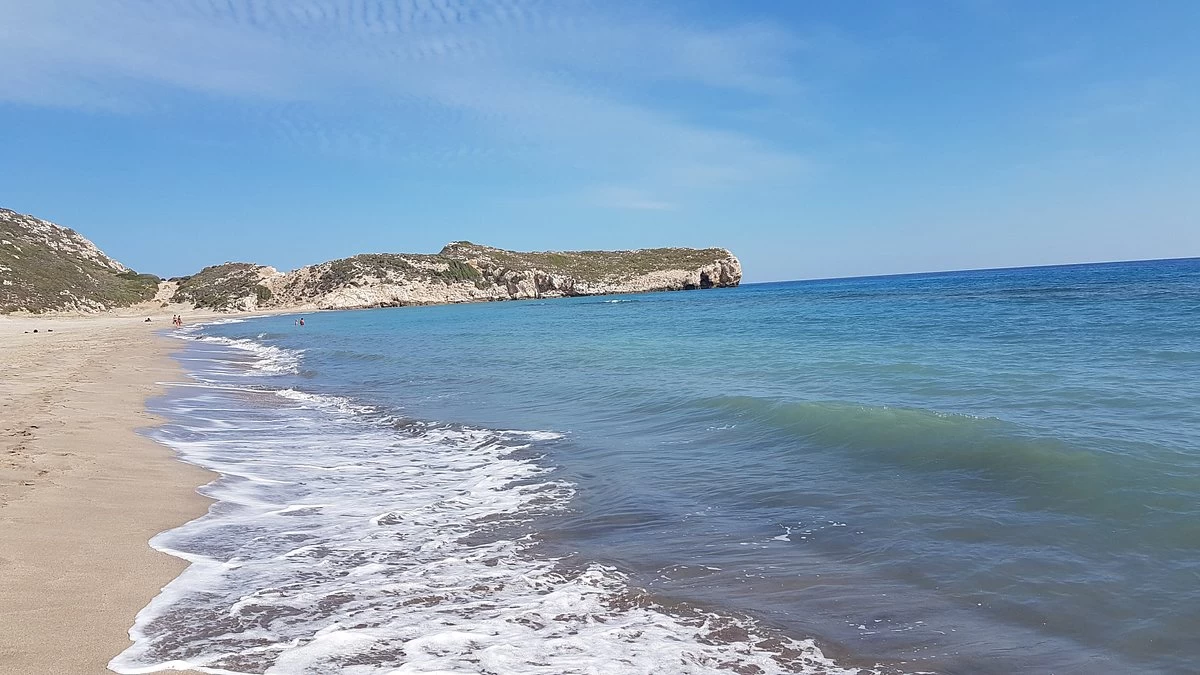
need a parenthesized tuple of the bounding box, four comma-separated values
(439, 259, 482, 283)
(439, 241, 730, 282)
(172, 263, 268, 310)
(0, 209, 161, 313)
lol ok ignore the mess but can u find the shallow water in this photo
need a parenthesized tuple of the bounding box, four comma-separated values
(114, 258, 1200, 674)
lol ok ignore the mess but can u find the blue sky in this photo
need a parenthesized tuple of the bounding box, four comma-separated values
(1, 1, 1197, 281)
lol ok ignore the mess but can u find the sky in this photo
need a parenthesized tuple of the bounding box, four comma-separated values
(1, 1, 1198, 282)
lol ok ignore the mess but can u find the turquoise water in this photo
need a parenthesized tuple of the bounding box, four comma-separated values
(115, 259, 1200, 674)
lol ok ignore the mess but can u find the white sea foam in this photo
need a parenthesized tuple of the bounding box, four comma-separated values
(191, 335, 301, 375)
(112, 338, 871, 675)
(275, 388, 377, 416)
(171, 322, 301, 376)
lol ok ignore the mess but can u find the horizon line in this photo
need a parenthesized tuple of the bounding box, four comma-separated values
(744, 255, 1200, 286)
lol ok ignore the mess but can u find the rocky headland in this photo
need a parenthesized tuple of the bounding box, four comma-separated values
(0, 207, 742, 314)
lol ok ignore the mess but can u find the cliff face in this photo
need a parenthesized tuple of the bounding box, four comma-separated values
(0, 208, 159, 313)
(0, 206, 742, 314)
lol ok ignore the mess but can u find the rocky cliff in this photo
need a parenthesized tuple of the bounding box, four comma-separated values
(0, 208, 160, 313)
(0, 207, 742, 314)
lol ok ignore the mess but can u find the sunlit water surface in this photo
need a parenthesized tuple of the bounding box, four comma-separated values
(113, 259, 1200, 674)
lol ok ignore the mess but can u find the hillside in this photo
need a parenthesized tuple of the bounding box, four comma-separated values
(0, 208, 159, 313)
(171, 263, 276, 312)
(176, 243, 742, 311)
(441, 241, 736, 283)
(0, 206, 742, 314)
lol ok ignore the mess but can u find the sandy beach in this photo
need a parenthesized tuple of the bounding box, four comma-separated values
(0, 314, 213, 674)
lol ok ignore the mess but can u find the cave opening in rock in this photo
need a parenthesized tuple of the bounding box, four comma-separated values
(699, 272, 714, 289)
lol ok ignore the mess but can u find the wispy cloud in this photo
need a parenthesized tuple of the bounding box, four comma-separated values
(0, 0, 821, 208)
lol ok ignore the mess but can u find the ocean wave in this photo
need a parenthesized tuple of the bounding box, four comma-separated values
(275, 388, 377, 416)
(112, 349, 870, 674)
(699, 396, 1094, 479)
(694, 396, 1200, 522)
(184, 335, 303, 375)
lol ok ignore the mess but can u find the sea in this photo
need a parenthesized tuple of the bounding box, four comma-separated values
(110, 258, 1200, 675)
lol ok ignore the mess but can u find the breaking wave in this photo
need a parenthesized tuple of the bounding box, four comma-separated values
(113, 337, 872, 674)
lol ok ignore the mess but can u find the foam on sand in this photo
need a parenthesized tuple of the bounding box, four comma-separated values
(112, 338, 873, 675)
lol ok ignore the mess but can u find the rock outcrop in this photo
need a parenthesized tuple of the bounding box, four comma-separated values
(0, 208, 160, 313)
(0, 206, 742, 314)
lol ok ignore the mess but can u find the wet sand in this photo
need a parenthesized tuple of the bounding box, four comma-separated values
(0, 315, 213, 674)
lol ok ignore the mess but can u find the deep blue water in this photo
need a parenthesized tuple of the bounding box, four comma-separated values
(115, 258, 1200, 674)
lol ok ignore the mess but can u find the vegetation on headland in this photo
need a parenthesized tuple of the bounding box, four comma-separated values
(281, 253, 486, 300)
(440, 241, 734, 282)
(0, 208, 159, 313)
(171, 263, 272, 311)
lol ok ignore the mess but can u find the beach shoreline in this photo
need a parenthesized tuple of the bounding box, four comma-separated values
(0, 314, 214, 674)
